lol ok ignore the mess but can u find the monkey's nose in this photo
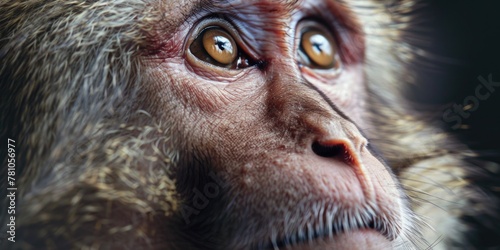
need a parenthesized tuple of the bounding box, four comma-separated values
(312, 139, 375, 201)
(312, 139, 360, 166)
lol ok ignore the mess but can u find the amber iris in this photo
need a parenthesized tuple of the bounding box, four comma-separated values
(202, 28, 237, 65)
(300, 29, 337, 68)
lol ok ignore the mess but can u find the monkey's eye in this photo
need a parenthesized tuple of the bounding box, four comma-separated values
(298, 27, 341, 70)
(189, 26, 252, 69)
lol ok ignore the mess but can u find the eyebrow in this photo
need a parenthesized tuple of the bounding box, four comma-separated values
(187, 0, 234, 15)
(180, 0, 300, 23)
(167, 0, 246, 33)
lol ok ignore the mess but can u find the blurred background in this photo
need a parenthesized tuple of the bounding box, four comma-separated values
(412, 1, 500, 246)
(413, 0, 500, 153)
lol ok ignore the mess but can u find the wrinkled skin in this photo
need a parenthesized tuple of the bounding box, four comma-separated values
(7, 0, 488, 249)
(141, 0, 413, 248)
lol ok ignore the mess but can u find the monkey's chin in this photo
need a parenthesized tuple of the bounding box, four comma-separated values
(286, 229, 392, 250)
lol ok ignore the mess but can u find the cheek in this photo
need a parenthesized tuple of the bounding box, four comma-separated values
(142, 59, 219, 117)
(145, 59, 264, 115)
(140, 60, 206, 136)
(141, 59, 270, 157)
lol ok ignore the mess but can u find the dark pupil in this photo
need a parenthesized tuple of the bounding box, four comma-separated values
(313, 42, 323, 52)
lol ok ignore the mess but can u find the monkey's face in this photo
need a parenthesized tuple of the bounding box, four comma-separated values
(143, 0, 411, 249)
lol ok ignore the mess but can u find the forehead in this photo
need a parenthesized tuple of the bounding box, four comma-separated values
(179, 0, 329, 17)
(207, 0, 301, 7)
(170, 0, 356, 27)
(156, 0, 361, 28)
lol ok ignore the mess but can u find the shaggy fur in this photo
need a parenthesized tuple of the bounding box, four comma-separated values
(0, 0, 498, 249)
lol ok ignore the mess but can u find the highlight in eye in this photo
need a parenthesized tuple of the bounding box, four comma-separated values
(202, 28, 237, 65)
(298, 27, 340, 70)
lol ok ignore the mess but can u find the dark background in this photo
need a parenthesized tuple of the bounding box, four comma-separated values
(416, 0, 500, 153)
(415, 1, 500, 246)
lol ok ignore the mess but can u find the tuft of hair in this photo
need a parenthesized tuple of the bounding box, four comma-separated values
(0, 1, 179, 248)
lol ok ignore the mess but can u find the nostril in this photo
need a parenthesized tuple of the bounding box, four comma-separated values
(312, 139, 375, 202)
(311, 140, 356, 166)
(312, 141, 343, 158)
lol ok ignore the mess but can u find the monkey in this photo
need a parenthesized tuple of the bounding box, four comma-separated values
(0, 0, 499, 249)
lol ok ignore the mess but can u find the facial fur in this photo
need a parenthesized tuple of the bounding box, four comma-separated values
(0, 0, 498, 250)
